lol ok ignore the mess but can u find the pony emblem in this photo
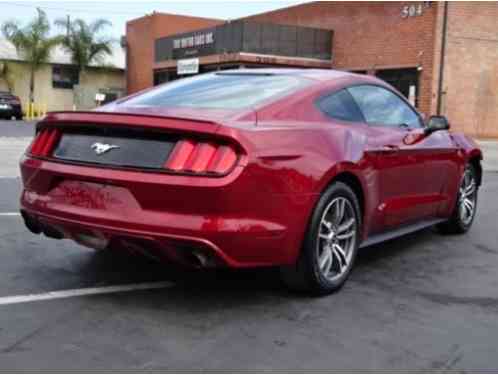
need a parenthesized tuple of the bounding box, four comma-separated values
(91, 142, 120, 155)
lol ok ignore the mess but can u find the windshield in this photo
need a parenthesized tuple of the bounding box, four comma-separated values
(123, 73, 310, 110)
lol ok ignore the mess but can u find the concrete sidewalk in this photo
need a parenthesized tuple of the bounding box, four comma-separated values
(478, 140, 498, 172)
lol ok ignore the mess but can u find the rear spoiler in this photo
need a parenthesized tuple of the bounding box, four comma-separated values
(40, 111, 221, 136)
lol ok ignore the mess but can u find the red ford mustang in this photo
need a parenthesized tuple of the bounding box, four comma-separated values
(20, 69, 482, 294)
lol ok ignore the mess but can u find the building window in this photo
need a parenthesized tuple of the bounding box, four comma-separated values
(153, 70, 172, 86)
(52, 65, 79, 89)
(375, 68, 419, 107)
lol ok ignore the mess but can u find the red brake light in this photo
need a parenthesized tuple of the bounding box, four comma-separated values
(208, 146, 238, 174)
(184, 143, 217, 172)
(164, 139, 239, 175)
(29, 128, 61, 157)
(165, 140, 196, 171)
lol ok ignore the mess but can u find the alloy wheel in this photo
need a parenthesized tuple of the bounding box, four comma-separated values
(317, 197, 357, 281)
(459, 168, 477, 226)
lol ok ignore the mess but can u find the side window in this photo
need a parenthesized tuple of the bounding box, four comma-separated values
(347, 85, 422, 128)
(317, 89, 365, 123)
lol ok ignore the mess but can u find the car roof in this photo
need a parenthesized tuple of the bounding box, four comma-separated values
(216, 68, 371, 82)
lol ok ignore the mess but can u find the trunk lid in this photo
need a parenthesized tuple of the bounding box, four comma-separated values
(34, 109, 250, 174)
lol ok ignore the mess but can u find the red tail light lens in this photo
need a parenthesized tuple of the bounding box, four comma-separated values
(164, 139, 239, 175)
(29, 128, 61, 157)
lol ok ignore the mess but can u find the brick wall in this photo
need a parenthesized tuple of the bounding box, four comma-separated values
(442, 2, 498, 138)
(244, 1, 439, 117)
(126, 13, 222, 93)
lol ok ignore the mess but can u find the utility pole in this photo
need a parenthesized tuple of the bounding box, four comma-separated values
(66, 15, 70, 37)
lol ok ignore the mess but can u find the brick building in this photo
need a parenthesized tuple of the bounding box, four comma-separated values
(125, 2, 498, 138)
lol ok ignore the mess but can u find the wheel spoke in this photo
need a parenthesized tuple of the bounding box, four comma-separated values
(319, 247, 333, 274)
(464, 182, 475, 197)
(333, 244, 347, 269)
(321, 220, 333, 231)
(318, 233, 329, 240)
(335, 199, 345, 224)
(337, 230, 355, 240)
(464, 171, 470, 187)
(337, 218, 355, 234)
(464, 198, 474, 213)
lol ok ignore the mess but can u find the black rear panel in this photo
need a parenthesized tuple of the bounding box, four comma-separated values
(53, 127, 177, 169)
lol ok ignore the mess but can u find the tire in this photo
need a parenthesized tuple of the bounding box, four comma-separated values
(15, 115, 23, 121)
(437, 163, 478, 234)
(280, 182, 362, 295)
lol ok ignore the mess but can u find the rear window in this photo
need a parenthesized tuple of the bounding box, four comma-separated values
(124, 73, 310, 110)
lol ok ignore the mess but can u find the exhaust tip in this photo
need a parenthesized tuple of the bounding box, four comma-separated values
(20, 210, 41, 235)
(41, 224, 64, 240)
(191, 250, 208, 267)
(184, 249, 210, 268)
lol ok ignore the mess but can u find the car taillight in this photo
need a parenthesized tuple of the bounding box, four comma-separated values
(164, 139, 238, 175)
(29, 128, 61, 157)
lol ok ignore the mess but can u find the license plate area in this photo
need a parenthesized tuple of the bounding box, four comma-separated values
(52, 127, 177, 169)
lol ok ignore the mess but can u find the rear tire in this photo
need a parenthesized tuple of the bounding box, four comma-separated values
(280, 182, 361, 295)
(437, 164, 478, 234)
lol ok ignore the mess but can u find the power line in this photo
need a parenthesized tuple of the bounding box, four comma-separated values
(1, 1, 147, 16)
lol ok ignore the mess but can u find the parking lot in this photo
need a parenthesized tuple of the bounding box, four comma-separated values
(1, 120, 498, 371)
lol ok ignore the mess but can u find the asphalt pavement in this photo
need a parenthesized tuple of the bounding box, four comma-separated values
(1, 120, 498, 371)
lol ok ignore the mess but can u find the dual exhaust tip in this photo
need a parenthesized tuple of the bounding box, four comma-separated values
(21, 210, 216, 268)
(20, 210, 64, 240)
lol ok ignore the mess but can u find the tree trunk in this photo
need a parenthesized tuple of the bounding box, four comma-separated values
(29, 66, 35, 103)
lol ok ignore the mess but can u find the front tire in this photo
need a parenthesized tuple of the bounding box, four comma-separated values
(437, 164, 478, 234)
(280, 182, 361, 295)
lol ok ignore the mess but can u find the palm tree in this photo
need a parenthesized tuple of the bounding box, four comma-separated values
(55, 18, 113, 80)
(1, 8, 60, 103)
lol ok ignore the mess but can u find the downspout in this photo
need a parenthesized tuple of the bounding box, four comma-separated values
(437, 1, 449, 115)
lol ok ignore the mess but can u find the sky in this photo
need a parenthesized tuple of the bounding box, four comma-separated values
(0, 0, 311, 40)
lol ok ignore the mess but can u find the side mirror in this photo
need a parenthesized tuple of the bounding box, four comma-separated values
(424, 115, 450, 135)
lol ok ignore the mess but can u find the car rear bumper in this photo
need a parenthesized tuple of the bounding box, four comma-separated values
(20, 155, 315, 267)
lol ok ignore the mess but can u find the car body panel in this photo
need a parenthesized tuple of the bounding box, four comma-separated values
(19, 69, 482, 267)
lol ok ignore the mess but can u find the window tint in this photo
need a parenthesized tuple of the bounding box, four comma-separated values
(347, 85, 421, 128)
(124, 73, 310, 110)
(317, 89, 365, 122)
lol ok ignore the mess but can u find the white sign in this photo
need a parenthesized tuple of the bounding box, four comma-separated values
(95, 93, 106, 102)
(177, 58, 199, 75)
(173, 32, 214, 49)
(408, 85, 417, 106)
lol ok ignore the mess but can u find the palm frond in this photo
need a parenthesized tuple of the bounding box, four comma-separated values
(1, 8, 59, 68)
(58, 17, 113, 71)
(90, 19, 112, 34)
